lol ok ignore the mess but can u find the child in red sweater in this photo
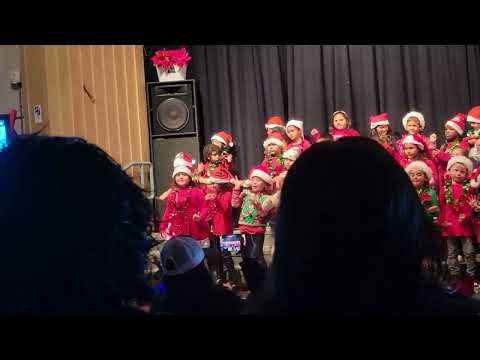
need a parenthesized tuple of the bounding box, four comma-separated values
(438, 155, 478, 286)
(200, 166, 241, 287)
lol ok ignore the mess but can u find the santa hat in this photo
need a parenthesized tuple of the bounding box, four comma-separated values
(404, 160, 432, 181)
(263, 131, 287, 150)
(248, 164, 273, 185)
(470, 166, 480, 188)
(286, 119, 303, 134)
(402, 134, 426, 151)
(211, 131, 234, 148)
(402, 111, 425, 131)
(173, 152, 195, 168)
(172, 165, 192, 178)
(467, 106, 480, 124)
(265, 115, 285, 130)
(369, 113, 390, 129)
(447, 155, 473, 174)
(283, 147, 301, 161)
(445, 113, 466, 136)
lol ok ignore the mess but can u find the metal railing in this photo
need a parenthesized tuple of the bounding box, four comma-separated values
(123, 161, 155, 200)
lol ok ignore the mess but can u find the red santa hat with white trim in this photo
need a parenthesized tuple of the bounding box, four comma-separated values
(470, 166, 480, 188)
(286, 119, 304, 136)
(211, 130, 234, 148)
(283, 147, 302, 161)
(447, 155, 473, 174)
(445, 113, 467, 136)
(263, 131, 287, 150)
(248, 164, 273, 186)
(265, 115, 285, 130)
(172, 165, 192, 178)
(369, 113, 390, 129)
(173, 152, 195, 168)
(467, 106, 480, 124)
(402, 133, 426, 151)
(402, 111, 425, 131)
(404, 160, 432, 181)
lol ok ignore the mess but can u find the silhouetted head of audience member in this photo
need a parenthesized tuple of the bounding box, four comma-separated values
(152, 236, 243, 315)
(0, 135, 152, 314)
(270, 137, 446, 316)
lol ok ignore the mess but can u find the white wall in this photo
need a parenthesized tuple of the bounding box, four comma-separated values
(0, 45, 21, 133)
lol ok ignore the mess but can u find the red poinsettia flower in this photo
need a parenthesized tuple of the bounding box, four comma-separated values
(171, 48, 191, 67)
(150, 48, 191, 69)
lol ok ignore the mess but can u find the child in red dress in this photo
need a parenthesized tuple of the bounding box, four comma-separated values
(399, 134, 438, 188)
(432, 113, 469, 190)
(396, 111, 432, 159)
(368, 112, 399, 160)
(261, 131, 287, 180)
(159, 154, 209, 243)
(329, 110, 360, 141)
(285, 119, 311, 153)
(210, 130, 236, 175)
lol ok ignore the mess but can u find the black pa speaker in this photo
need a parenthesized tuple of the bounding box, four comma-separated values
(146, 79, 203, 221)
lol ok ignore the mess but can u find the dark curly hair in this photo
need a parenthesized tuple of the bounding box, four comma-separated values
(0, 135, 152, 314)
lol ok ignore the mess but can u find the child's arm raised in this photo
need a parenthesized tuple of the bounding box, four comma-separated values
(157, 188, 173, 201)
(231, 176, 244, 208)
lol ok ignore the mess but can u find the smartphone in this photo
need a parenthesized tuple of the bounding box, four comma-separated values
(220, 234, 242, 252)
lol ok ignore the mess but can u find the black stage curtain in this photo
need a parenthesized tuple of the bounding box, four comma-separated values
(145, 45, 480, 177)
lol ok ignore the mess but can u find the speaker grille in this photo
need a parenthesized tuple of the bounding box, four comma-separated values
(156, 97, 190, 132)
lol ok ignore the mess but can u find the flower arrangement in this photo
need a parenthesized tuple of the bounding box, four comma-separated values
(150, 48, 191, 71)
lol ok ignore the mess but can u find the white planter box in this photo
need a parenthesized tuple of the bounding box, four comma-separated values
(156, 64, 187, 82)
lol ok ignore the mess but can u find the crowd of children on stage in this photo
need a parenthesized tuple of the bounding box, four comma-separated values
(155, 105, 480, 295)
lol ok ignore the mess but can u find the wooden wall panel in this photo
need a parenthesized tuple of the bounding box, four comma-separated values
(20, 45, 150, 169)
(81, 45, 98, 145)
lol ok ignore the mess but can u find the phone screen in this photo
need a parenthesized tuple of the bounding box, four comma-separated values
(220, 234, 242, 252)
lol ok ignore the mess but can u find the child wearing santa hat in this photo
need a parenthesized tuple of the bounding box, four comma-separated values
(396, 111, 434, 159)
(198, 165, 241, 288)
(194, 143, 234, 186)
(159, 153, 209, 243)
(210, 130, 236, 175)
(368, 112, 399, 159)
(285, 119, 311, 153)
(469, 168, 480, 250)
(156, 152, 197, 202)
(399, 134, 438, 188)
(405, 161, 439, 224)
(268, 147, 302, 257)
(432, 113, 470, 190)
(329, 110, 360, 141)
(464, 106, 480, 148)
(265, 115, 287, 137)
(438, 155, 478, 286)
(261, 131, 287, 180)
(231, 164, 275, 270)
